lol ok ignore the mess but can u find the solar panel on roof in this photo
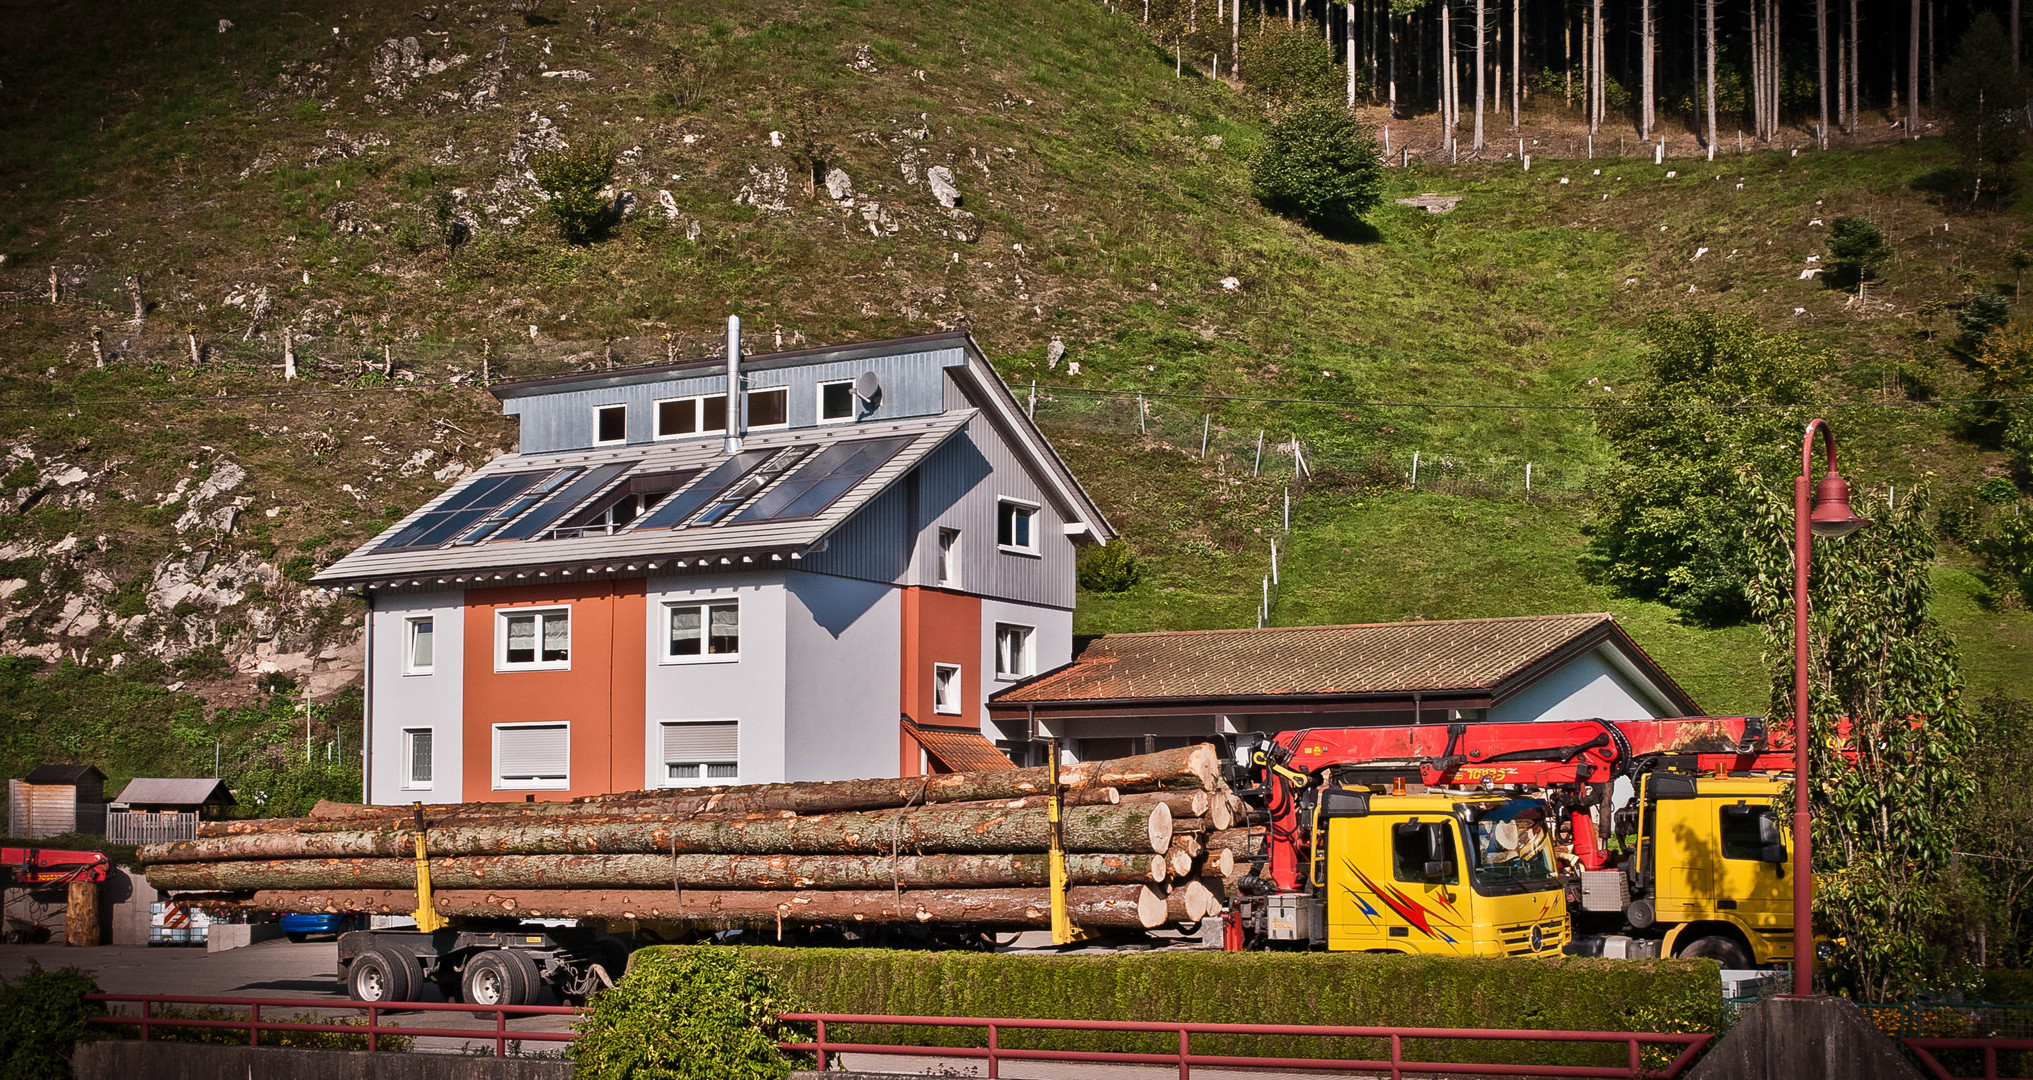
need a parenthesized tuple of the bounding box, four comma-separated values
(631, 450, 778, 530)
(484, 462, 637, 542)
(731, 435, 915, 523)
(376, 470, 578, 551)
(692, 446, 814, 525)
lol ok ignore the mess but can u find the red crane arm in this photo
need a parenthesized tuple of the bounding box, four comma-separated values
(0, 847, 110, 885)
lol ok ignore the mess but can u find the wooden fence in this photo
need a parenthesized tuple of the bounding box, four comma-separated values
(105, 812, 198, 845)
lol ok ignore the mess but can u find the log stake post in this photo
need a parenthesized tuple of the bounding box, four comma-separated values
(410, 802, 449, 932)
(1045, 739, 1087, 944)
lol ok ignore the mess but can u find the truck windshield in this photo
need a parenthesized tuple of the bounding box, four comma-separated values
(1462, 800, 1558, 895)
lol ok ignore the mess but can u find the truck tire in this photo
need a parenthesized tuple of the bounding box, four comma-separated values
(347, 946, 420, 1003)
(1677, 935, 1752, 969)
(463, 950, 537, 1011)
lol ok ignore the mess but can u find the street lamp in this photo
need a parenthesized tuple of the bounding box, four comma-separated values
(1791, 418, 1871, 997)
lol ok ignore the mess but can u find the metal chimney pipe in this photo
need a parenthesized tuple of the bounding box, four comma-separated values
(724, 315, 743, 455)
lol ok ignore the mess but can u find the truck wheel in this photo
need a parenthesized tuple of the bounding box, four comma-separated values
(464, 950, 537, 1011)
(286, 932, 308, 944)
(1677, 935, 1752, 969)
(347, 947, 420, 1003)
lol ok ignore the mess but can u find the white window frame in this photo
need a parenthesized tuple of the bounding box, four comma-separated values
(933, 662, 963, 716)
(744, 386, 790, 431)
(997, 497, 1042, 556)
(403, 616, 436, 676)
(652, 394, 729, 439)
(661, 598, 741, 664)
(492, 721, 570, 791)
(496, 606, 572, 672)
(994, 623, 1035, 681)
(656, 719, 741, 788)
(593, 402, 629, 445)
(934, 527, 961, 588)
(816, 379, 858, 424)
(402, 728, 434, 789)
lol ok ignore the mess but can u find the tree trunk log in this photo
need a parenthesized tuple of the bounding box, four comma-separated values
(1177, 879, 1218, 921)
(236, 886, 1168, 929)
(149, 804, 1171, 863)
(146, 852, 1167, 893)
(1205, 829, 1258, 857)
(1117, 791, 1208, 819)
(65, 880, 100, 947)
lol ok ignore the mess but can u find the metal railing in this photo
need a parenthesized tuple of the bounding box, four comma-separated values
(83, 993, 579, 1058)
(1901, 1037, 2033, 1080)
(775, 1012, 1715, 1080)
(105, 812, 198, 844)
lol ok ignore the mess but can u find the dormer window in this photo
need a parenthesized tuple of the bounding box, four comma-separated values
(819, 380, 857, 423)
(594, 404, 627, 445)
(656, 395, 728, 438)
(746, 387, 788, 429)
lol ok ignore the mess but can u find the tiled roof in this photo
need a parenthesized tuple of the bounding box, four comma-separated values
(113, 778, 235, 808)
(991, 614, 1694, 709)
(906, 720, 1014, 772)
(313, 412, 972, 587)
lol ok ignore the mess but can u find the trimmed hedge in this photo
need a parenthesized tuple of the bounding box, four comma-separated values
(648, 947, 1726, 1069)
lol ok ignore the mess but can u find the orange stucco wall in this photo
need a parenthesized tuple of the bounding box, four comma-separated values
(463, 580, 646, 801)
(898, 586, 981, 775)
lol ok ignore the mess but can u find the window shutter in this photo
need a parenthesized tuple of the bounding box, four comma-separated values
(662, 722, 738, 764)
(498, 724, 569, 779)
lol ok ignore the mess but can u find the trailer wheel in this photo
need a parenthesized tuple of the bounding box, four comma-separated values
(1676, 935, 1752, 969)
(464, 950, 538, 1010)
(347, 947, 420, 1004)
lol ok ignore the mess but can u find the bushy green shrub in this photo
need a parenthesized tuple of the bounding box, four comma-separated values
(1979, 476, 2023, 506)
(1077, 542, 1144, 593)
(533, 140, 617, 244)
(1249, 102, 1383, 226)
(571, 947, 801, 1080)
(1825, 217, 1891, 292)
(1981, 514, 2033, 607)
(659, 946, 1725, 1070)
(1238, 24, 1344, 105)
(0, 962, 102, 1080)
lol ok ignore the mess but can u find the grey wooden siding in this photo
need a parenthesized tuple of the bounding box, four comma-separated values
(794, 477, 915, 584)
(504, 347, 964, 454)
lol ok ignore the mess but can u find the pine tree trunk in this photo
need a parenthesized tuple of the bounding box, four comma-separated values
(1835, 14, 1847, 131)
(1474, 0, 1486, 148)
(1908, 0, 1919, 137)
(1510, 0, 1520, 131)
(1707, 0, 1719, 150)
(1565, 5, 1573, 109)
(1593, 0, 1605, 133)
(144, 851, 1172, 892)
(240, 885, 1173, 930)
(1589, 0, 1603, 133)
(1750, 2, 1763, 138)
(1443, 0, 1456, 136)
(1348, 0, 1358, 106)
(1640, 0, 1654, 139)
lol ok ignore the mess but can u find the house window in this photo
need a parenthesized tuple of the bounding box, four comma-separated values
(494, 722, 569, 789)
(403, 729, 433, 788)
(661, 720, 738, 785)
(655, 395, 729, 438)
(594, 403, 628, 444)
(818, 380, 857, 423)
(994, 624, 1034, 680)
(746, 387, 789, 429)
(665, 600, 740, 661)
(935, 528, 960, 587)
(997, 499, 1039, 554)
(404, 616, 435, 675)
(499, 607, 570, 670)
(933, 663, 963, 715)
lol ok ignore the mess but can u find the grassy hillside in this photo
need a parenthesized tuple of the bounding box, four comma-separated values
(0, 0, 2030, 778)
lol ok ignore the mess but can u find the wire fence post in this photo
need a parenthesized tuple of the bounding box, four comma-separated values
(1253, 430, 1264, 477)
(1525, 461, 1532, 498)
(1283, 487, 1290, 532)
(1029, 379, 1037, 418)
(1138, 392, 1147, 434)
(1411, 450, 1420, 488)
(1200, 414, 1210, 458)
(1270, 539, 1279, 585)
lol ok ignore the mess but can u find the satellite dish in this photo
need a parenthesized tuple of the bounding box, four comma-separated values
(852, 371, 881, 405)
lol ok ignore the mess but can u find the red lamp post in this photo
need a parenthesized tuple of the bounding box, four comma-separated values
(1791, 418, 1872, 998)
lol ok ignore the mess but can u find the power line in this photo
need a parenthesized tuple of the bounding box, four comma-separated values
(1029, 384, 2033, 413)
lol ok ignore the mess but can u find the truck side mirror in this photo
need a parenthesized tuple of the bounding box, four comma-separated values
(1423, 859, 1450, 881)
(1761, 842, 1787, 866)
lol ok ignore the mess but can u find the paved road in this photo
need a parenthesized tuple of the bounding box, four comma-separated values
(0, 939, 576, 1056)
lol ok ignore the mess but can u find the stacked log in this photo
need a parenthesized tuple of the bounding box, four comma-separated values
(141, 744, 1239, 934)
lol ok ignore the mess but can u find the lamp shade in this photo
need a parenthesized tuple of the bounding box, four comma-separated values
(1809, 472, 1872, 538)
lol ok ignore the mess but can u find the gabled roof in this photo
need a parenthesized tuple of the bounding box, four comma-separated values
(22, 764, 104, 785)
(989, 613, 1701, 715)
(112, 778, 235, 808)
(905, 719, 1015, 772)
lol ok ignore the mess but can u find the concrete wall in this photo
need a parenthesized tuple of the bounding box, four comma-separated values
(642, 571, 789, 787)
(107, 868, 156, 946)
(1488, 647, 1670, 724)
(73, 1042, 572, 1080)
(367, 591, 465, 805)
(784, 571, 902, 782)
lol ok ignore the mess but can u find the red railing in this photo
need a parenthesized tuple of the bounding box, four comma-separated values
(775, 1012, 1715, 1079)
(83, 993, 580, 1059)
(1902, 1037, 2033, 1080)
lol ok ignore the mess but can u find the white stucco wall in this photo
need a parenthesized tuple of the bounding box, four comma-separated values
(367, 591, 465, 805)
(977, 597, 1072, 745)
(1487, 647, 1671, 724)
(783, 572, 902, 783)
(642, 572, 788, 788)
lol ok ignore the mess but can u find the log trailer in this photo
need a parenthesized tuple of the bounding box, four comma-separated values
(1226, 716, 1797, 967)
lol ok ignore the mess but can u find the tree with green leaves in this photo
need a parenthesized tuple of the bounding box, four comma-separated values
(1582, 314, 1823, 626)
(1941, 12, 2029, 211)
(533, 140, 618, 245)
(1971, 321, 2033, 479)
(1746, 483, 1977, 1001)
(1963, 691, 2033, 968)
(1825, 217, 1891, 295)
(1248, 102, 1384, 227)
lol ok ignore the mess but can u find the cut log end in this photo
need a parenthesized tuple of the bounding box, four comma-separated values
(1146, 801, 1173, 854)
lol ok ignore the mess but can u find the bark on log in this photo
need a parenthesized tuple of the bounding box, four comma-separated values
(1205, 828, 1257, 856)
(1162, 836, 1202, 879)
(234, 886, 1169, 929)
(1161, 887, 1198, 925)
(1118, 791, 1208, 819)
(149, 804, 1172, 864)
(65, 880, 99, 947)
(146, 852, 1167, 892)
(1208, 848, 1235, 878)
(1178, 879, 1217, 922)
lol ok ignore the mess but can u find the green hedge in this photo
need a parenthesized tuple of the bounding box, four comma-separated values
(647, 947, 1726, 1069)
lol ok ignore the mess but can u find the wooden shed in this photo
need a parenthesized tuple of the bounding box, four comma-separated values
(7, 764, 108, 839)
(106, 778, 235, 844)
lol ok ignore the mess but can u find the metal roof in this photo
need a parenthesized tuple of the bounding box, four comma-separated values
(111, 778, 235, 808)
(906, 720, 1015, 772)
(313, 411, 973, 587)
(22, 764, 104, 785)
(486, 331, 980, 400)
(988, 614, 1701, 714)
